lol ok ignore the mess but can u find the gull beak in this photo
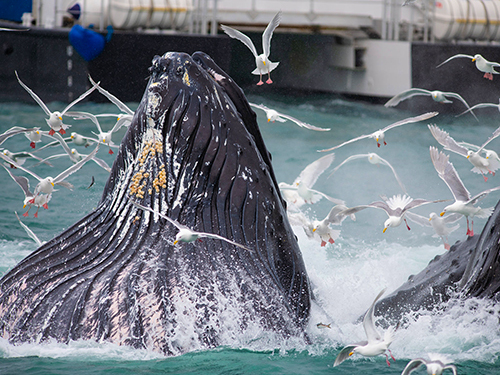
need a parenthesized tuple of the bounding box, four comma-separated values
(312, 228, 317, 232)
(440, 211, 445, 216)
(429, 217, 432, 221)
(472, 57, 476, 62)
(23, 204, 26, 208)
(267, 118, 270, 122)
(263, 61, 266, 66)
(349, 352, 354, 357)
(51, 182, 55, 187)
(173, 239, 179, 245)
(467, 155, 470, 159)
(383, 227, 387, 233)
(58, 116, 63, 120)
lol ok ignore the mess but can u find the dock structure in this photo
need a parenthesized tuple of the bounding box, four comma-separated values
(2, 0, 500, 109)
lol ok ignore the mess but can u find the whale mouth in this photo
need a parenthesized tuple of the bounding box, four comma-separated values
(0, 51, 311, 356)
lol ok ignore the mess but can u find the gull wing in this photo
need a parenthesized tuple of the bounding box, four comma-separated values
(333, 345, 360, 367)
(375, 155, 407, 193)
(294, 153, 335, 187)
(381, 111, 439, 132)
(66, 111, 103, 134)
(89, 75, 134, 115)
(443, 364, 458, 375)
(428, 124, 468, 157)
(403, 198, 446, 213)
(337, 204, 372, 217)
(197, 232, 252, 252)
(15, 71, 51, 116)
(307, 187, 345, 205)
(325, 204, 353, 224)
(1, 164, 32, 197)
(0, 153, 43, 182)
(329, 154, 369, 176)
(405, 211, 432, 227)
(319, 133, 372, 152)
(61, 82, 99, 115)
(458, 102, 499, 117)
(384, 88, 432, 107)
(249, 102, 269, 112)
(436, 54, 474, 68)
(131, 200, 185, 231)
(262, 11, 282, 58)
(476, 124, 500, 154)
(277, 112, 330, 131)
(363, 288, 386, 343)
(444, 92, 478, 121)
(468, 185, 500, 206)
(430, 146, 471, 202)
(401, 358, 426, 375)
(0, 127, 37, 146)
(50, 132, 79, 163)
(53, 145, 99, 184)
(221, 25, 258, 57)
(15, 211, 42, 247)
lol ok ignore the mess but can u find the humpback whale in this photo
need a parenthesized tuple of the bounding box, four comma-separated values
(0, 52, 311, 355)
(376, 198, 500, 322)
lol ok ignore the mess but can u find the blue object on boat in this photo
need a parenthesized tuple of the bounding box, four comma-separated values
(0, 0, 32, 22)
(69, 24, 105, 61)
(67, 3, 81, 20)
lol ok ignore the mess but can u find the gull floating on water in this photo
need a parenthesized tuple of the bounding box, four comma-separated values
(334, 288, 396, 367)
(15, 71, 98, 135)
(437, 53, 500, 80)
(385, 88, 477, 121)
(338, 194, 445, 233)
(279, 153, 344, 207)
(401, 354, 457, 375)
(429, 146, 500, 236)
(221, 11, 281, 85)
(131, 200, 252, 251)
(405, 211, 461, 250)
(429, 124, 500, 181)
(249, 103, 330, 131)
(329, 152, 407, 194)
(320, 112, 439, 152)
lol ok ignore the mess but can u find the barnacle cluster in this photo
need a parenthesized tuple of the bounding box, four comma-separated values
(129, 137, 166, 199)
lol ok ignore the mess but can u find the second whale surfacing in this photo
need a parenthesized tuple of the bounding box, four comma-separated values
(0, 52, 311, 355)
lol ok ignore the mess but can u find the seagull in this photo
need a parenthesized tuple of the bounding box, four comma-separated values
(311, 204, 356, 246)
(401, 354, 457, 375)
(429, 146, 500, 236)
(279, 153, 344, 207)
(7, 126, 48, 149)
(131, 200, 252, 252)
(405, 211, 461, 250)
(1, 164, 51, 217)
(329, 152, 407, 193)
(334, 288, 396, 367)
(221, 11, 281, 85)
(0, 145, 99, 205)
(249, 103, 330, 131)
(0, 126, 39, 146)
(15, 212, 43, 246)
(437, 53, 500, 80)
(15, 71, 98, 135)
(320, 112, 438, 152)
(428, 124, 500, 181)
(66, 111, 123, 154)
(70, 132, 94, 147)
(385, 88, 477, 120)
(338, 194, 444, 233)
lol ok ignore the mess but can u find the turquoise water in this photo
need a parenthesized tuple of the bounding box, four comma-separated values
(1, 92, 500, 374)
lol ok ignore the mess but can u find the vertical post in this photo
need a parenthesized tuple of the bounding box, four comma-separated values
(210, 0, 218, 35)
(201, 0, 208, 34)
(382, 0, 388, 40)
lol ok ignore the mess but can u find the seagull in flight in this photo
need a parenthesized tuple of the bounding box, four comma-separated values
(249, 103, 330, 131)
(385, 88, 477, 121)
(429, 146, 500, 236)
(401, 354, 457, 375)
(437, 53, 500, 80)
(15, 71, 98, 135)
(131, 200, 252, 252)
(320, 112, 438, 152)
(405, 211, 462, 250)
(221, 11, 282, 85)
(334, 289, 397, 367)
(429, 124, 500, 182)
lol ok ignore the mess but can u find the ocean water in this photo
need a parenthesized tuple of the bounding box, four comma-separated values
(0, 91, 499, 374)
